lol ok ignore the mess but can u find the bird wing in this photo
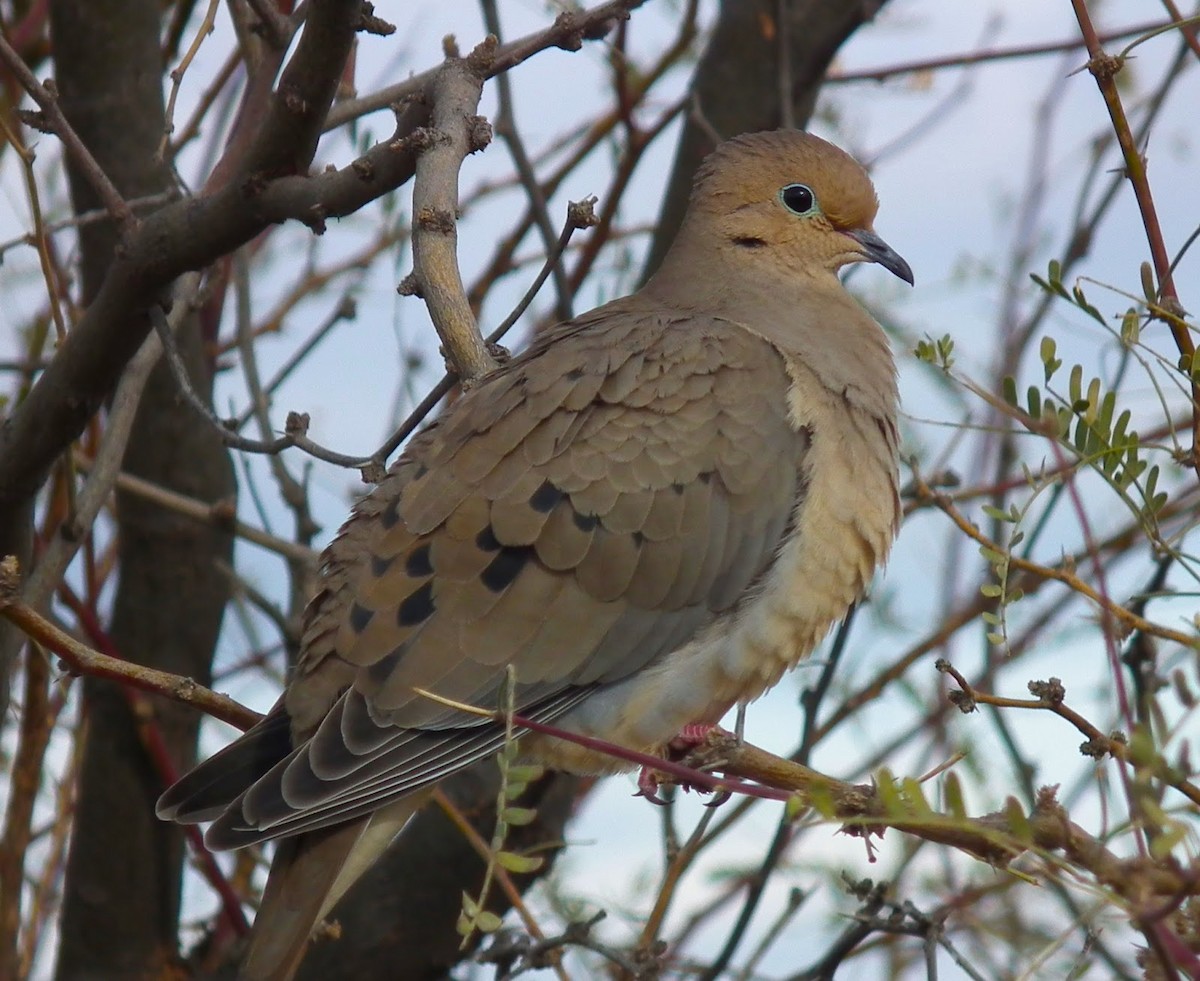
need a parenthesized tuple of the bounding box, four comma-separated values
(163, 302, 807, 847)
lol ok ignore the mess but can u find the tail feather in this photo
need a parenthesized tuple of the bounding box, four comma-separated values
(157, 707, 293, 823)
(238, 793, 430, 981)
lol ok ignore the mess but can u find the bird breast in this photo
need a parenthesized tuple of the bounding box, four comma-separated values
(526, 357, 900, 774)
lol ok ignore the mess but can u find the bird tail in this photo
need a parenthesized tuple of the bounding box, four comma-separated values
(238, 792, 432, 981)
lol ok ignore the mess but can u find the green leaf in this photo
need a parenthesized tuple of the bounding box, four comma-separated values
(1121, 308, 1141, 346)
(1004, 797, 1032, 842)
(1027, 386, 1042, 418)
(942, 772, 967, 818)
(1002, 375, 1018, 406)
(1039, 337, 1062, 383)
(474, 910, 504, 933)
(980, 584, 1002, 598)
(496, 851, 544, 874)
(900, 777, 934, 816)
(1069, 364, 1083, 404)
(505, 764, 545, 783)
(784, 794, 808, 822)
(502, 806, 538, 827)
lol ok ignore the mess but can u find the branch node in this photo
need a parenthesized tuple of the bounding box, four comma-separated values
(568, 195, 599, 229)
(1028, 676, 1066, 706)
(467, 114, 493, 153)
(285, 411, 311, 438)
(16, 108, 50, 133)
(417, 205, 456, 233)
(397, 273, 423, 298)
(465, 35, 499, 75)
(355, 1, 396, 37)
(0, 554, 20, 603)
(1086, 51, 1125, 82)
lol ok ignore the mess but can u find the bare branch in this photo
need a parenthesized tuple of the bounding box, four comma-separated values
(406, 51, 496, 381)
(0, 557, 260, 731)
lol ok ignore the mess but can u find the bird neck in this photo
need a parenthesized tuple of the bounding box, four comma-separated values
(642, 246, 898, 422)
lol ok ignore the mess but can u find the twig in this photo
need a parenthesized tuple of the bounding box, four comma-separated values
(324, 0, 647, 130)
(912, 472, 1200, 653)
(0, 639, 51, 978)
(25, 275, 203, 612)
(0, 191, 177, 259)
(169, 45, 243, 156)
(149, 303, 379, 471)
(0, 556, 260, 731)
(826, 19, 1170, 83)
(490, 200, 596, 340)
(405, 48, 497, 382)
(1069, 1, 1199, 477)
(700, 730, 1195, 905)
(233, 249, 319, 618)
(0, 33, 134, 228)
(431, 789, 571, 981)
(57, 584, 252, 938)
(232, 293, 358, 432)
(480, 0, 574, 324)
(935, 660, 1200, 809)
(373, 201, 593, 467)
(0, 112, 68, 341)
(159, 0, 221, 160)
(72, 451, 318, 567)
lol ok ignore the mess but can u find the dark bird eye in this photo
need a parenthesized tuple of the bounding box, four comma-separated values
(780, 183, 816, 215)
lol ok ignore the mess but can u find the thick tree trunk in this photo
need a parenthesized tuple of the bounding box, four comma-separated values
(50, 1, 237, 977)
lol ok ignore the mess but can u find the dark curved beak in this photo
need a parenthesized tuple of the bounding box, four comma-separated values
(847, 228, 914, 285)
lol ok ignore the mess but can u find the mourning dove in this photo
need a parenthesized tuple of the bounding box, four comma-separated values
(158, 129, 911, 979)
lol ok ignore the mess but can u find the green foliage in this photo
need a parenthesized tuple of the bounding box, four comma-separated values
(914, 333, 955, 371)
(456, 669, 546, 942)
(1007, 262, 1171, 522)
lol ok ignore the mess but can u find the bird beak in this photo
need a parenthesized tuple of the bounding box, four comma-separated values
(846, 228, 914, 285)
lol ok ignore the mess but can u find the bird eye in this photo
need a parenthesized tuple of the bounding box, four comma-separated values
(779, 183, 817, 215)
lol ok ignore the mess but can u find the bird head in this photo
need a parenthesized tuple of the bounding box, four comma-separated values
(686, 130, 913, 286)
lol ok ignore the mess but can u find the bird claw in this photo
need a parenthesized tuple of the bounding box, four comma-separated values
(634, 767, 671, 805)
(703, 788, 733, 808)
(635, 723, 731, 806)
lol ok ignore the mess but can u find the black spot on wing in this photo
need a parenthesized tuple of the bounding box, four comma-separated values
(572, 510, 599, 532)
(365, 645, 403, 686)
(481, 545, 534, 593)
(370, 553, 396, 577)
(529, 480, 563, 514)
(405, 543, 433, 578)
(349, 602, 373, 633)
(380, 497, 401, 530)
(398, 581, 435, 626)
(475, 526, 501, 552)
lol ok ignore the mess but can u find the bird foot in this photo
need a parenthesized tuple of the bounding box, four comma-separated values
(635, 723, 732, 806)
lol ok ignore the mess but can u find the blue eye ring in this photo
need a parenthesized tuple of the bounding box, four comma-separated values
(779, 183, 817, 215)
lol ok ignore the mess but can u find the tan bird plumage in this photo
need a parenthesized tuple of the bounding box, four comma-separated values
(158, 130, 911, 979)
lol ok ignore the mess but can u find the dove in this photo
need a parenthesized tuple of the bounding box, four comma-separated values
(157, 129, 912, 979)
